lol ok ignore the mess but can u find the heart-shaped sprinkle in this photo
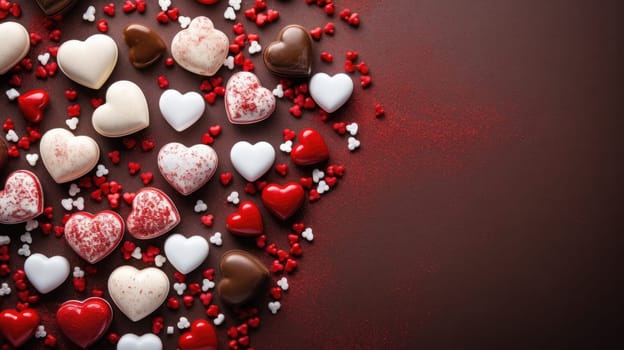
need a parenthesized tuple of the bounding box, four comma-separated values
(164, 234, 209, 274)
(157, 142, 218, 195)
(24, 253, 70, 294)
(0, 22, 30, 75)
(309, 72, 354, 113)
(57, 34, 118, 89)
(126, 187, 180, 239)
(230, 141, 275, 182)
(225, 71, 276, 124)
(64, 210, 124, 264)
(263, 24, 313, 78)
(92, 80, 149, 137)
(159, 89, 206, 132)
(0, 170, 44, 224)
(122, 23, 167, 68)
(217, 250, 269, 305)
(108, 266, 169, 322)
(209, 232, 223, 246)
(55, 297, 112, 348)
(39, 128, 100, 183)
(82, 5, 95, 22)
(171, 16, 229, 76)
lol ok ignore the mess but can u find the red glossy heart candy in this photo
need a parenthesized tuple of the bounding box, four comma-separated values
(290, 128, 330, 166)
(261, 182, 305, 220)
(226, 201, 263, 236)
(178, 319, 218, 350)
(0, 308, 40, 347)
(17, 89, 49, 123)
(56, 297, 113, 348)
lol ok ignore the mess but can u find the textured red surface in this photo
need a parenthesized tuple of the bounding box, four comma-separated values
(1, 0, 623, 349)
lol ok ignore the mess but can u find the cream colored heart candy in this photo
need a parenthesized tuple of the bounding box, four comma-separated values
(40, 128, 100, 183)
(0, 22, 30, 75)
(171, 16, 229, 76)
(92, 80, 150, 137)
(57, 34, 118, 89)
(108, 266, 169, 322)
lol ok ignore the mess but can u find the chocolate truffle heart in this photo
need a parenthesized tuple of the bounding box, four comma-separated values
(157, 142, 218, 195)
(225, 72, 276, 124)
(108, 266, 169, 322)
(56, 297, 113, 349)
(217, 250, 269, 305)
(0, 22, 30, 75)
(0, 170, 44, 225)
(35, 0, 78, 16)
(64, 210, 124, 264)
(39, 128, 100, 183)
(126, 187, 180, 239)
(171, 16, 228, 76)
(123, 23, 167, 69)
(263, 24, 314, 78)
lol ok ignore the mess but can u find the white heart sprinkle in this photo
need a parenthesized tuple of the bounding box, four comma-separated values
(223, 56, 234, 70)
(25, 220, 39, 231)
(178, 16, 191, 29)
(248, 40, 262, 55)
(209, 232, 223, 247)
(82, 5, 96, 22)
(131, 247, 142, 260)
(272, 84, 284, 98)
(173, 282, 187, 295)
(194, 200, 208, 213)
(346, 122, 359, 136)
(277, 277, 289, 291)
(0, 236, 10, 245)
(177, 316, 190, 329)
(301, 227, 314, 241)
(202, 278, 215, 292)
(65, 117, 79, 130)
(5, 88, 20, 100)
(317, 180, 330, 194)
(279, 140, 293, 153)
(213, 313, 225, 326)
(227, 191, 239, 205)
(73, 266, 85, 278)
(20, 232, 32, 244)
(35, 325, 47, 338)
(25, 153, 39, 167)
(158, 0, 171, 11)
(228, 0, 242, 11)
(5, 129, 18, 142)
(61, 198, 74, 211)
(68, 183, 80, 197)
(155, 254, 167, 267)
(37, 52, 50, 66)
(348, 136, 361, 151)
(224, 6, 236, 20)
(312, 169, 325, 183)
(17, 244, 31, 257)
(268, 301, 281, 314)
(72, 197, 85, 210)
(0, 282, 11, 296)
(96, 164, 109, 177)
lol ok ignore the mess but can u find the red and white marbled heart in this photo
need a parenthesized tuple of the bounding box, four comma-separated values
(64, 211, 124, 264)
(0, 170, 44, 225)
(225, 71, 276, 124)
(157, 143, 218, 196)
(126, 187, 180, 240)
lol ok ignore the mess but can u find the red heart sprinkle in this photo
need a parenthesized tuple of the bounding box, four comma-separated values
(309, 27, 322, 40)
(156, 11, 169, 23)
(320, 51, 333, 62)
(103, 3, 115, 16)
(323, 22, 335, 35)
(97, 19, 109, 33)
(220, 172, 233, 186)
(65, 89, 77, 101)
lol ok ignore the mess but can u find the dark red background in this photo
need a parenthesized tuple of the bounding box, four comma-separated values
(1, 0, 623, 349)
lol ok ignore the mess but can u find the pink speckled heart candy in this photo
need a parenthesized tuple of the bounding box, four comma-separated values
(39, 128, 100, 183)
(171, 16, 228, 76)
(157, 142, 218, 196)
(225, 72, 276, 124)
(0, 170, 44, 224)
(126, 187, 180, 239)
(64, 211, 124, 264)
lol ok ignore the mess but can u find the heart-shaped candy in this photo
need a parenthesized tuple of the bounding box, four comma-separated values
(24, 253, 70, 294)
(126, 187, 180, 239)
(309, 72, 354, 113)
(230, 141, 275, 182)
(171, 16, 228, 76)
(0, 22, 30, 75)
(108, 266, 169, 322)
(92, 80, 150, 137)
(178, 319, 218, 350)
(290, 128, 330, 166)
(122, 23, 167, 69)
(261, 182, 305, 220)
(40, 128, 100, 183)
(159, 89, 206, 132)
(57, 34, 118, 89)
(35, 0, 78, 16)
(217, 250, 269, 305)
(0, 170, 44, 224)
(0, 309, 40, 347)
(157, 142, 218, 195)
(17, 89, 49, 124)
(164, 234, 209, 274)
(64, 210, 124, 264)
(226, 201, 264, 237)
(225, 71, 276, 124)
(56, 297, 113, 349)
(118, 333, 163, 350)
(263, 24, 313, 77)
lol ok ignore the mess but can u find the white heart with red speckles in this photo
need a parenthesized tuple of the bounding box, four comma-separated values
(0, 170, 44, 224)
(309, 72, 354, 113)
(0, 22, 30, 75)
(157, 143, 218, 195)
(117, 333, 163, 350)
(107, 266, 169, 322)
(225, 71, 276, 124)
(230, 141, 275, 182)
(24, 253, 70, 294)
(159, 89, 205, 132)
(39, 128, 100, 183)
(171, 16, 229, 76)
(126, 187, 180, 239)
(92, 80, 149, 137)
(64, 211, 124, 264)
(57, 34, 118, 89)
(164, 234, 209, 274)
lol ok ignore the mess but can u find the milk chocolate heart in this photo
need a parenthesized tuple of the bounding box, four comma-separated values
(217, 250, 269, 305)
(92, 80, 150, 137)
(57, 34, 118, 89)
(178, 319, 218, 350)
(123, 23, 167, 69)
(126, 187, 180, 239)
(225, 72, 276, 124)
(226, 201, 264, 237)
(0, 22, 30, 75)
(263, 24, 313, 78)
(108, 266, 169, 322)
(171, 16, 228, 76)
(56, 297, 113, 349)
(17, 89, 49, 124)
(261, 182, 305, 220)
(290, 128, 330, 166)
(157, 142, 218, 195)
(0, 309, 40, 347)
(0, 170, 44, 225)
(35, 0, 78, 16)
(64, 210, 124, 264)
(39, 128, 100, 183)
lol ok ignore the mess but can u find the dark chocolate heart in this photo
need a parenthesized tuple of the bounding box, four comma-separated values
(263, 24, 313, 78)
(122, 23, 167, 69)
(35, 0, 78, 16)
(217, 250, 269, 305)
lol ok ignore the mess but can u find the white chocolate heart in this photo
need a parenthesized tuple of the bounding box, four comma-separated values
(159, 89, 205, 132)
(157, 143, 218, 195)
(57, 34, 118, 89)
(108, 266, 169, 322)
(24, 253, 70, 294)
(0, 170, 44, 225)
(164, 234, 209, 274)
(117, 333, 163, 350)
(230, 141, 275, 182)
(64, 211, 124, 264)
(171, 16, 229, 76)
(92, 80, 150, 137)
(225, 71, 276, 124)
(40, 128, 100, 183)
(309, 72, 354, 113)
(0, 22, 30, 75)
